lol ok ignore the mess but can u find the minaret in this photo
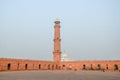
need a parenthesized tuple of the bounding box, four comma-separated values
(53, 19, 61, 63)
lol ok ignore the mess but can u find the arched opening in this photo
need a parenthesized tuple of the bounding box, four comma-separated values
(48, 64, 50, 70)
(106, 64, 108, 70)
(52, 64, 54, 70)
(25, 64, 28, 70)
(56, 65, 58, 69)
(97, 64, 101, 70)
(62, 65, 65, 70)
(39, 64, 41, 70)
(90, 64, 93, 70)
(83, 64, 86, 70)
(7, 63, 11, 70)
(114, 64, 118, 70)
(17, 63, 19, 70)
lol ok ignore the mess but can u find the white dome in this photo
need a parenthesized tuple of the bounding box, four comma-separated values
(61, 53, 72, 61)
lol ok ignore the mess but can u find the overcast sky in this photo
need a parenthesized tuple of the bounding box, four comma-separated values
(0, 0, 120, 61)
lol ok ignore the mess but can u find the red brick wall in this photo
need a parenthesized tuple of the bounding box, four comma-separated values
(0, 58, 120, 71)
(59, 61, 120, 71)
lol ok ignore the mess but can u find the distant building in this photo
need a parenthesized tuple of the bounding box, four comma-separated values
(61, 54, 72, 61)
(0, 19, 120, 71)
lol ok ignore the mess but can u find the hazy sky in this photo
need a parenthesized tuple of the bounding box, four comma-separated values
(0, 0, 120, 61)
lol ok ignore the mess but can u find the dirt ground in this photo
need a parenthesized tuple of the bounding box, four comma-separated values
(0, 70, 120, 80)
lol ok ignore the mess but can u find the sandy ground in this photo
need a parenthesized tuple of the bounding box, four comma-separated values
(0, 70, 120, 80)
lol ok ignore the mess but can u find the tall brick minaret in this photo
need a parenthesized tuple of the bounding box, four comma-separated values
(53, 19, 61, 62)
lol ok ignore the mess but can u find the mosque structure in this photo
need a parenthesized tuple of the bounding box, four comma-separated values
(61, 54, 72, 61)
(0, 19, 120, 71)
